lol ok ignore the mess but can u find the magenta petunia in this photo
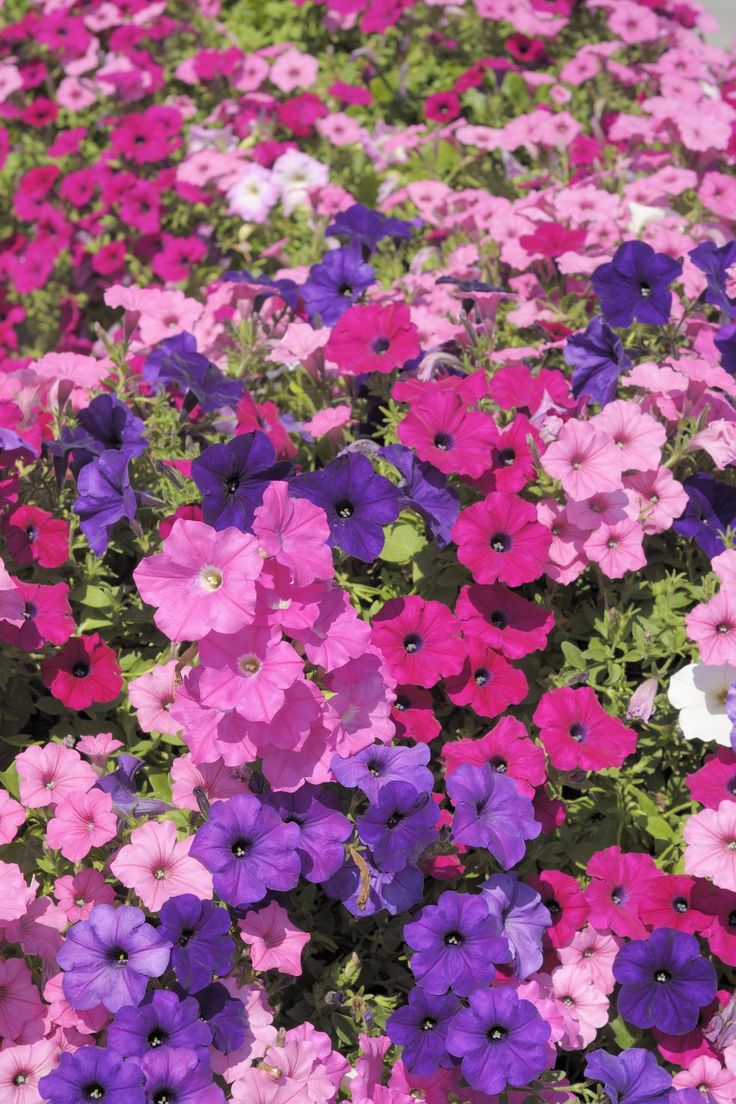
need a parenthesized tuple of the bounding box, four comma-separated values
(533, 686, 637, 772)
(40, 632, 122, 710)
(444, 640, 528, 719)
(452, 493, 552, 587)
(325, 301, 421, 376)
(371, 595, 465, 688)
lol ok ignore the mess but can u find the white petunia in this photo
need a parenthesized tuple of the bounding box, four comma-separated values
(667, 662, 736, 746)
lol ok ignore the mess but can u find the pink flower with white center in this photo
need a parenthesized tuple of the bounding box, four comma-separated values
(583, 519, 647, 579)
(76, 732, 123, 769)
(15, 743, 97, 808)
(324, 652, 395, 757)
(170, 754, 249, 811)
(0, 789, 25, 843)
(686, 590, 736, 666)
(567, 490, 630, 531)
(269, 47, 319, 93)
(608, 0, 659, 43)
(46, 789, 118, 863)
(685, 800, 736, 892)
(673, 1057, 736, 1104)
(0, 960, 44, 1043)
(0, 1039, 58, 1104)
(542, 420, 623, 500)
(253, 481, 333, 586)
(129, 660, 190, 735)
(239, 901, 310, 976)
(54, 869, 116, 924)
(624, 466, 688, 535)
(134, 519, 263, 642)
(110, 819, 213, 912)
(227, 163, 279, 223)
(136, 289, 203, 345)
(550, 964, 609, 1049)
(591, 400, 666, 472)
(0, 885, 66, 962)
(198, 625, 303, 722)
(537, 499, 587, 569)
(556, 926, 621, 994)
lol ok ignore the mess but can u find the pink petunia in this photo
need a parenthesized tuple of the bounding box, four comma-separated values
(557, 926, 621, 994)
(674, 1057, 736, 1104)
(585, 846, 657, 939)
(54, 869, 116, 924)
(0, 959, 44, 1043)
(444, 640, 528, 719)
(110, 819, 213, 912)
(198, 625, 303, 722)
(253, 480, 333, 586)
(441, 715, 546, 798)
(551, 965, 609, 1050)
(0, 789, 25, 844)
(454, 582, 554, 659)
(533, 686, 637, 772)
(134, 518, 263, 642)
(685, 801, 736, 892)
(15, 743, 97, 808)
(0, 1039, 58, 1104)
(624, 466, 688, 534)
(0, 556, 23, 625)
(239, 901, 310, 976)
(686, 590, 736, 666)
(325, 302, 421, 376)
(170, 754, 250, 811)
(542, 420, 623, 500)
(398, 390, 497, 478)
(583, 518, 647, 578)
(453, 493, 552, 587)
(371, 595, 464, 688)
(591, 400, 666, 472)
(46, 790, 118, 863)
(2, 504, 69, 568)
(128, 660, 188, 735)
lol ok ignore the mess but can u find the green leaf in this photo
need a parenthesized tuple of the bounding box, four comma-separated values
(0, 764, 19, 799)
(379, 522, 427, 564)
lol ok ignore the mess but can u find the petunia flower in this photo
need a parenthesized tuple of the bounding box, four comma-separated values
(533, 686, 637, 772)
(239, 901, 310, 975)
(452, 492, 552, 587)
(2, 504, 69, 568)
(252, 480, 333, 585)
(542, 419, 624, 500)
(613, 928, 717, 1035)
(387, 989, 458, 1075)
(15, 742, 97, 808)
(591, 241, 682, 327)
(565, 315, 631, 406)
(38, 1047, 145, 1104)
(371, 595, 464, 688)
(158, 895, 234, 994)
(454, 583, 554, 660)
(585, 1047, 673, 1104)
(444, 640, 528, 719)
(191, 431, 291, 532)
(40, 632, 122, 710)
(143, 331, 244, 413)
(668, 662, 736, 747)
(302, 243, 375, 326)
(140, 1047, 225, 1104)
(686, 590, 736, 667)
(447, 763, 540, 868)
(46, 789, 118, 863)
(325, 301, 421, 375)
(380, 444, 460, 548)
(356, 781, 439, 872)
(685, 800, 736, 892)
(110, 819, 213, 912)
(73, 448, 137, 555)
(0, 1040, 58, 1104)
(107, 989, 212, 1058)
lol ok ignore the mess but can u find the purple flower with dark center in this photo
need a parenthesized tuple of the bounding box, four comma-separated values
(404, 890, 511, 996)
(447, 763, 540, 868)
(585, 1048, 673, 1104)
(380, 444, 460, 548)
(186, 982, 247, 1054)
(143, 332, 244, 413)
(481, 873, 551, 978)
(324, 856, 424, 918)
(690, 240, 736, 317)
(157, 895, 235, 993)
(356, 780, 438, 872)
(291, 453, 400, 561)
(57, 904, 171, 1013)
(387, 988, 459, 1075)
(73, 449, 138, 555)
(265, 785, 352, 884)
(673, 473, 736, 558)
(95, 754, 172, 817)
(141, 1047, 226, 1104)
(302, 243, 375, 326)
(613, 927, 717, 1035)
(591, 241, 682, 328)
(38, 1047, 145, 1104)
(326, 204, 419, 256)
(446, 986, 550, 1096)
(222, 269, 301, 311)
(564, 315, 632, 407)
(107, 989, 212, 1058)
(191, 431, 291, 531)
(715, 323, 736, 376)
(50, 393, 147, 478)
(332, 742, 433, 802)
(189, 793, 301, 908)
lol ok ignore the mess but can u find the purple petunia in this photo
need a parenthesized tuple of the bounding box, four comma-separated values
(387, 988, 459, 1075)
(591, 241, 682, 328)
(690, 239, 736, 318)
(57, 904, 171, 1013)
(446, 985, 550, 1096)
(302, 243, 375, 326)
(191, 431, 291, 531)
(73, 448, 138, 555)
(404, 890, 510, 996)
(141, 1047, 226, 1104)
(672, 473, 736, 559)
(481, 873, 551, 978)
(265, 785, 352, 884)
(331, 742, 434, 802)
(564, 315, 632, 407)
(356, 780, 439, 872)
(380, 443, 460, 548)
(324, 855, 425, 918)
(446, 763, 540, 868)
(107, 989, 212, 1058)
(585, 1048, 672, 1104)
(189, 793, 301, 908)
(157, 895, 235, 993)
(613, 927, 717, 1035)
(38, 1047, 145, 1104)
(143, 331, 244, 413)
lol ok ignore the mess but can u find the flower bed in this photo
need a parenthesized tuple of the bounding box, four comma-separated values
(1, 0, 736, 1101)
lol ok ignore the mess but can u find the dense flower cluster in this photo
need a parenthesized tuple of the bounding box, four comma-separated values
(2, 0, 736, 1101)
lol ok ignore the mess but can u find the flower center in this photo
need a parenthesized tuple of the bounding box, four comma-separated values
(225, 477, 240, 495)
(569, 722, 586, 743)
(421, 1017, 436, 1031)
(728, 910, 736, 929)
(403, 634, 422, 654)
(498, 448, 516, 466)
(386, 810, 405, 829)
(654, 969, 671, 984)
(154, 1090, 174, 1104)
(13, 1073, 28, 1086)
(154, 867, 168, 880)
(231, 838, 252, 858)
(179, 928, 194, 946)
(109, 947, 128, 967)
(199, 566, 223, 591)
(73, 661, 90, 678)
(490, 610, 507, 628)
(611, 886, 625, 906)
(25, 525, 38, 541)
(487, 1025, 507, 1041)
(85, 1086, 106, 1101)
(474, 668, 490, 687)
(23, 601, 37, 620)
(148, 1029, 168, 1047)
(433, 432, 453, 451)
(372, 336, 390, 354)
(490, 532, 510, 553)
(238, 654, 262, 676)
(717, 623, 731, 634)
(444, 931, 464, 946)
(640, 281, 651, 298)
(672, 897, 688, 914)
(545, 898, 560, 916)
(335, 499, 354, 519)
(394, 694, 410, 711)
(489, 756, 507, 773)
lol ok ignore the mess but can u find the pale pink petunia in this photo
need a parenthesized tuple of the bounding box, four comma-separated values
(76, 732, 123, 768)
(323, 652, 395, 758)
(239, 901, 310, 976)
(624, 466, 688, 534)
(110, 819, 213, 912)
(128, 660, 189, 735)
(690, 420, 736, 470)
(42, 973, 110, 1038)
(608, 0, 659, 43)
(0, 788, 25, 843)
(170, 754, 249, 811)
(673, 1056, 736, 1104)
(542, 420, 623, 500)
(591, 400, 666, 472)
(713, 551, 736, 590)
(0, 960, 44, 1043)
(54, 869, 116, 923)
(46, 789, 118, 863)
(290, 586, 372, 672)
(686, 590, 736, 666)
(0, 862, 33, 923)
(136, 289, 204, 345)
(556, 926, 621, 994)
(231, 1038, 337, 1104)
(15, 743, 97, 809)
(566, 490, 630, 531)
(198, 625, 303, 722)
(0, 883, 66, 962)
(269, 47, 319, 93)
(304, 405, 352, 439)
(550, 964, 609, 1050)
(0, 1038, 58, 1104)
(134, 519, 263, 642)
(253, 481, 333, 586)
(684, 800, 736, 891)
(583, 519, 647, 579)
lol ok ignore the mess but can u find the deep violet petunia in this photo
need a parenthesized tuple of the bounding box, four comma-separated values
(301, 243, 375, 325)
(447, 763, 540, 868)
(157, 895, 235, 993)
(191, 431, 291, 532)
(673, 473, 736, 558)
(331, 742, 433, 801)
(585, 1048, 673, 1104)
(140, 1046, 226, 1104)
(107, 988, 212, 1058)
(265, 785, 352, 884)
(613, 927, 717, 1035)
(380, 443, 460, 547)
(143, 331, 244, 412)
(73, 448, 137, 555)
(690, 240, 736, 318)
(38, 1047, 145, 1104)
(356, 781, 439, 872)
(387, 988, 459, 1075)
(324, 856, 425, 918)
(591, 241, 682, 327)
(565, 315, 632, 406)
